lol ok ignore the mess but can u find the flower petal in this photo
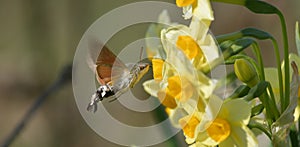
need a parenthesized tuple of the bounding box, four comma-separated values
(143, 79, 161, 97)
(219, 99, 252, 125)
(193, 0, 214, 22)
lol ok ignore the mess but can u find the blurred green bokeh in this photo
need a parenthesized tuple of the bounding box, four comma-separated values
(0, 0, 299, 147)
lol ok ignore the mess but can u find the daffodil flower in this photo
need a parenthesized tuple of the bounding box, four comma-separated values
(191, 96, 258, 147)
(160, 19, 219, 72)
(143, 40, 215, 110)
(176, 0, 214, 22)
(144, 14, 219, 110)
(143, 2, 220, 146)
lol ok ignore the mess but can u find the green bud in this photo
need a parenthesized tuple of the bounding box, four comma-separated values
(234, 59, 259, 87)
(251, 104, 264, 117)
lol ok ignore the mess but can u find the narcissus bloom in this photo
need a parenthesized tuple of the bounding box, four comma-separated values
(189, 96, 258, 147)
(160, 18, 219, 71)
(143, 10, 219, 112)
(143, 41, 216, 111)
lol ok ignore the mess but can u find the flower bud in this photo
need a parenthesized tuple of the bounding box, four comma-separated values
(234, 59, 259, 87)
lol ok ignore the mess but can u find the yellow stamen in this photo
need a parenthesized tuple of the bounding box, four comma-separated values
(152, 59, 164, 80)
(176, 0, 196, 7)
(176, 35, 199, 59)
(207, 118, 231, 142)
(179, 115, 200, 138)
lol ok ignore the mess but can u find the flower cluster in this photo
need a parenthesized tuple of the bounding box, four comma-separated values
(144, 0, 300, 146)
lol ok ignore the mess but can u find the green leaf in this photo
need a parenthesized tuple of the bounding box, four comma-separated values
(245, 0, 279, 14)
(229, 38, 254, 56)
(241, 28, 272, 40)
(219, 40, 234, 52)
(243, 81, 268, 101)
(216, 28, 273, 43)
(211, 0, 245, 5)
(227, 85, 250, 99)
(212, 0, 279, 15)
(220, 38, 254, 59)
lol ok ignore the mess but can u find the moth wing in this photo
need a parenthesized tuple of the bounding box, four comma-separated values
(94, 43, 129, 85)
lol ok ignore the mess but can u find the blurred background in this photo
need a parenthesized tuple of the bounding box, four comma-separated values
(0, 0, 299, 146)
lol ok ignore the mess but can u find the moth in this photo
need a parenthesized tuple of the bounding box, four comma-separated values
(86, 40, 150, 113)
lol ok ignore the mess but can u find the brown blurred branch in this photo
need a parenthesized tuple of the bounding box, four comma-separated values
(1, 64, 72, 147)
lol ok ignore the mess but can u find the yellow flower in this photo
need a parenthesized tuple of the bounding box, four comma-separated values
(144, 15, 219, 115)
(195, 96, 258, 146)
(161, 22, 219, 71)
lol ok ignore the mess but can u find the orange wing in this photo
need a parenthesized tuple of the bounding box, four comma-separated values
(95, 44, 127, 85)
(87, 38, 127, 85)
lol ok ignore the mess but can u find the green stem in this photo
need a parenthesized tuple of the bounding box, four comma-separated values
(216, 32, 243, 43)
(251, 42, 265, 81)
(267, 84, 280, 119)
(271, 38, 285, 113)
(277, 11, 290, 111)
(251, 42, 274, 125)
(248, 123, 272, 140)
(289, 125, 299, 147)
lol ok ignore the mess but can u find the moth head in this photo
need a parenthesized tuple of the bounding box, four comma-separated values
(138, 63, 150, 76)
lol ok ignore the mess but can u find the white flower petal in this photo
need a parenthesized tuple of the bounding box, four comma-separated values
(193, 0, 214, 21)
(220, 99, 252, 125)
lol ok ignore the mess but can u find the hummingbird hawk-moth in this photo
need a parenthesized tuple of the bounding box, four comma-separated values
(86, 41, 149, 112)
